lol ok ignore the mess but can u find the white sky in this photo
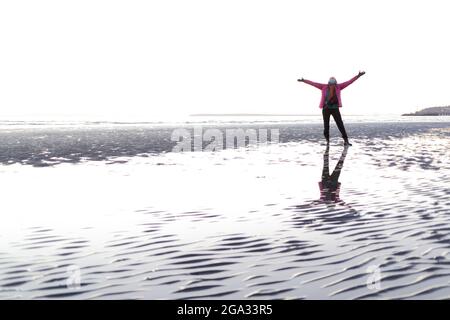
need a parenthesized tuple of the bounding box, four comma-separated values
(1, 0, 449, 120)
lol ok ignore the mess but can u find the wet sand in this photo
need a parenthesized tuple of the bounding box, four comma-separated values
(0, 120, 449, 299)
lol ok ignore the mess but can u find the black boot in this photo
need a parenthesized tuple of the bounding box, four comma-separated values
(344, 139, 352, 146)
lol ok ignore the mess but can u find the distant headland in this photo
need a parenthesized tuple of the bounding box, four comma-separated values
(402, 106, 450, 116)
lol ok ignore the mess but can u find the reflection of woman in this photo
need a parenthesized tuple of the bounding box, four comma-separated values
(319, 145, 348, 203)
(297, 71, 365, 146)
(292, 145, 358, 224)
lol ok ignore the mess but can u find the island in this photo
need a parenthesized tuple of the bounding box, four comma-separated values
(402, 106, 450, 116)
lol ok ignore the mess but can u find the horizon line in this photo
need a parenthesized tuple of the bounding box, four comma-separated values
(189, 113, 395, 117)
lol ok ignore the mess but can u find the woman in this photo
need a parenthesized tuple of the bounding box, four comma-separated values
(298, 71, 365, 146)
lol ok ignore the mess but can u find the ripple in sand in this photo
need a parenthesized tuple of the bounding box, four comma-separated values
(0, 122, 449, 299)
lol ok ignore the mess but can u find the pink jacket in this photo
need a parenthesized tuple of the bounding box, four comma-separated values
(303, 75, 360, 108)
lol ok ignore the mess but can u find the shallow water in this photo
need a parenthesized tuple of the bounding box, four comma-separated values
(0, 121, 449, 299)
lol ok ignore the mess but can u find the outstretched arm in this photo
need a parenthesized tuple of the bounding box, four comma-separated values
(338, 71, 365, 90)
(297, 78, 326, 90)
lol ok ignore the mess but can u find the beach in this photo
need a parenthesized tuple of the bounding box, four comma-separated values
(0, 117, 449, 299)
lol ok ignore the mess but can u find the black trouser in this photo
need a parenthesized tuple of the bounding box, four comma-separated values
(322, 107, 348, 141)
